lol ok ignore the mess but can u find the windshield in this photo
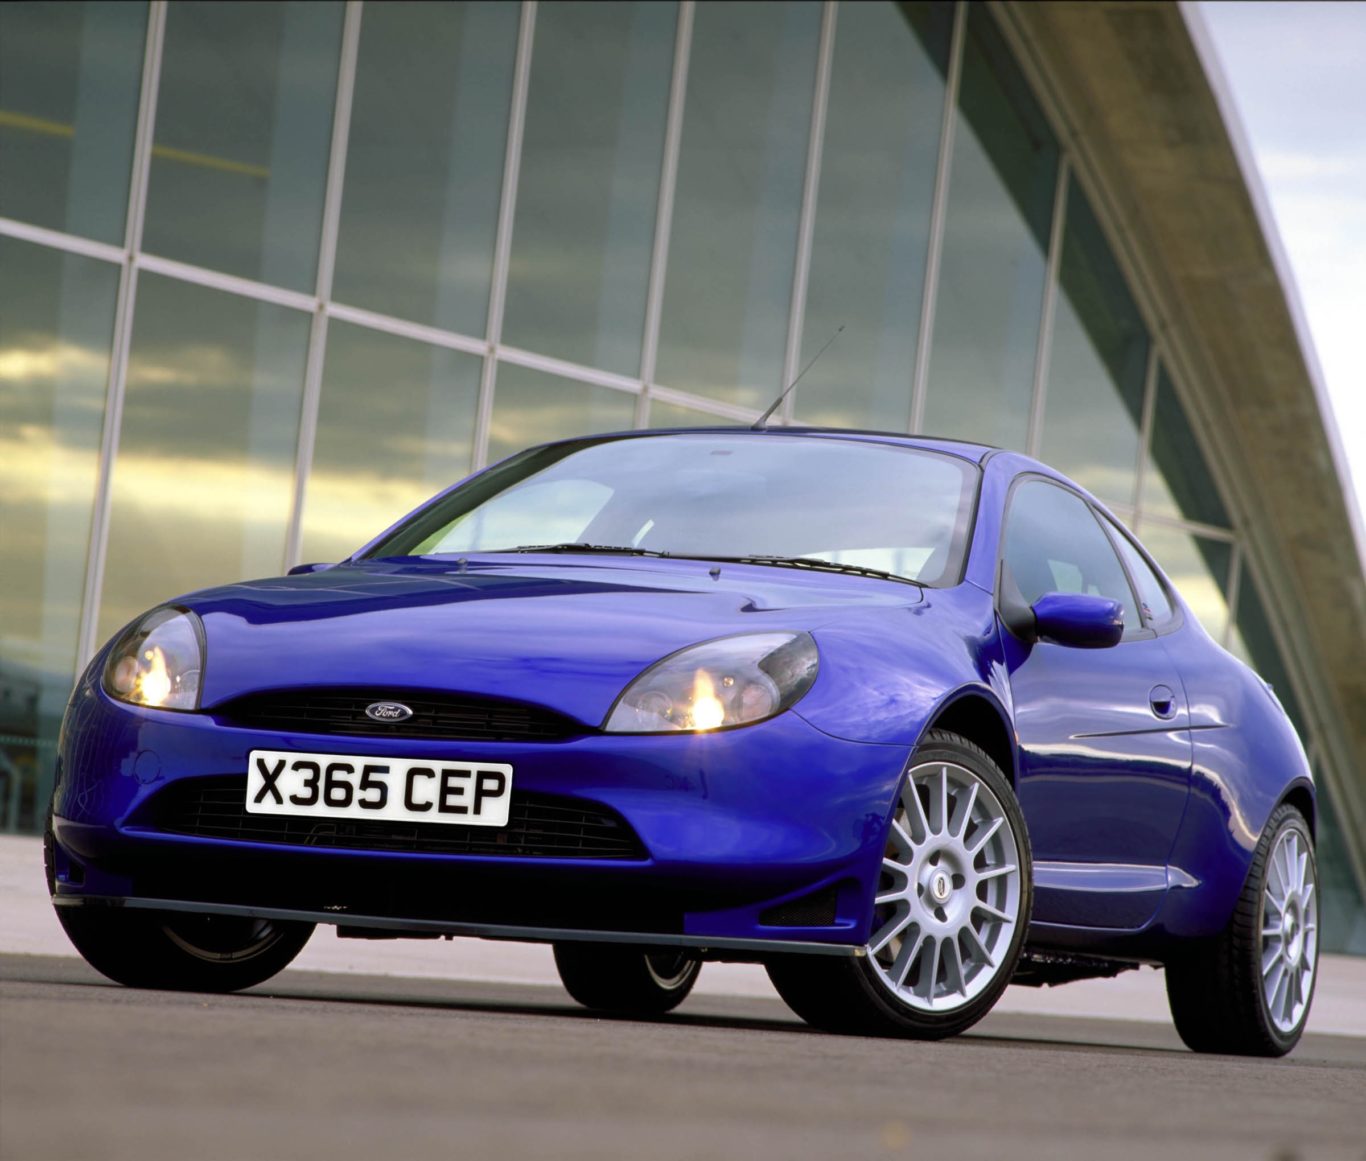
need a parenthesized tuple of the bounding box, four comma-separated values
(363, 434, 979, 586)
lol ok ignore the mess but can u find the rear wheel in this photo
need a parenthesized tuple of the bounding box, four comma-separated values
(767, 730, 1031, 1039)
(1166, 803, 1318, 1056)
(553, 943, 701, 1015)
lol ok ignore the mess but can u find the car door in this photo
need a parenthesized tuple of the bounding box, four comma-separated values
(998, 477, 1193, 930)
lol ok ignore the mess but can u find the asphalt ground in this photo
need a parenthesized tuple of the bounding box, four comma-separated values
(2, 953, 1364, 1161)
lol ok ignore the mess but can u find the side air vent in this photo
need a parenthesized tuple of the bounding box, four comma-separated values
(759, 884, 840, 928)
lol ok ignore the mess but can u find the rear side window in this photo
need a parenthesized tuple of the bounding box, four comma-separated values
(1002, 479, 1141, 634)
(1105, 518, 1176, 630)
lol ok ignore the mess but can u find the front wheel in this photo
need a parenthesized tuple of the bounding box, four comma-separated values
(55, 905, 314, 993)
(46, 811, 312, 993)
(1165, 803, 1318, 1056)
(768, 730, 1031, 1039)
(553, 943, 701, 1015)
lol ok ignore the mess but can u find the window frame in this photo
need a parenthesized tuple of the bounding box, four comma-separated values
(994, 472, 1154, 644)
(1096, 511, 1187, 638)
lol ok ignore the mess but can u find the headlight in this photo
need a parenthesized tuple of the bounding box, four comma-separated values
(103, 607, 205, 711)
(604, 632, 818, 733)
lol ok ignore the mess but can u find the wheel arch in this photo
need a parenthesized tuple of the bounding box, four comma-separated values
(1277, 778, 1316, 839)
(925, 691, 1017, 788)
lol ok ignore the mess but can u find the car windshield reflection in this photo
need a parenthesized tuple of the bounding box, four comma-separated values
(365, 434, 980, 587)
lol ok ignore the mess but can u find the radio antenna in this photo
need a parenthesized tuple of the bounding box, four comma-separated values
(751, 325, 844, 430)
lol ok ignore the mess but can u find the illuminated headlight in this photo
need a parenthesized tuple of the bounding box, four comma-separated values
(604, 632, 818, 733)
(103, 608, 205, 711)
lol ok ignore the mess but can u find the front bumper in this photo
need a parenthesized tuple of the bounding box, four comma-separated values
(52, 680, 911, 954)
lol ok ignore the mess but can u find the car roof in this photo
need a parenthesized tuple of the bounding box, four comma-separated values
(539, 426, 1000, 465)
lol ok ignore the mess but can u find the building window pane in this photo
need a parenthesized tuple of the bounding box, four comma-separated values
(1040, 177, 1148, 507)
(333, 1, 518, 336)
(655, 0, 821, 410)
(0, 238, 118, 831)
(923, 4, 1057, 450)
(0, 2, 146, 244)
(794, 1, 953, 431)
(1229, 572, 1306, 738)
(1316, 778, 1366, 954)
(302, 324, 482, 565)
(1232, 581, 1366, 953)
(487, 363, 636, 465)
(1142, 365, 1231, 529)
(647, 399, 729, 429)
(98, 274, 309, 645)
(1138, 522, 1231, 643)
(502, 1, 676, 377)
(142, 1, 343, 291)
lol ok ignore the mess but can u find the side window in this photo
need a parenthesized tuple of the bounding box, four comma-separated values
(1104, 518, 1176, 629)
(1003, 479, 1142, 634)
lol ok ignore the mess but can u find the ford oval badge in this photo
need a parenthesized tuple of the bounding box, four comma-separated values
(365, 700, 413, 723)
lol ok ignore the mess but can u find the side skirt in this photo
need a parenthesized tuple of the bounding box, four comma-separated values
(53, 894, 864, 960)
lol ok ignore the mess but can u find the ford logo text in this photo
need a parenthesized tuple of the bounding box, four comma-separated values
(365, 701, 414, 722)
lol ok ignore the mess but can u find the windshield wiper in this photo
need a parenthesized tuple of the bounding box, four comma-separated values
(698, 554, 924, 586)
(495, 542, 673, 557)
(485, 544, 921, 585)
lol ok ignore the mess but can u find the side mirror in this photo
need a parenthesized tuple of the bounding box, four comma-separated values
(287, 562, 336, 576)
(1031, 592, 1124, 649)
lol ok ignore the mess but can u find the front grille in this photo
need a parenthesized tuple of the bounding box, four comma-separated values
(140, 776, 647, 860)
(215, 690, 582, 742)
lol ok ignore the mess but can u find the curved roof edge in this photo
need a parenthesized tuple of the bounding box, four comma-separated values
(994, 0, 1366, 882)
(1180, 1, 1366, 573)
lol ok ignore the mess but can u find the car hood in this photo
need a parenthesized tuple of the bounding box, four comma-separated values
(187, 557, 924, 725)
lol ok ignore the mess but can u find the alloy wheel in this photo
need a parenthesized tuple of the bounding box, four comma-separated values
(1260, 826, 1318, 1034)
(869, 759, 1023, 1012)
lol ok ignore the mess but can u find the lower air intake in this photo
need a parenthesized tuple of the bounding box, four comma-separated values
(139, 776, 647, 860)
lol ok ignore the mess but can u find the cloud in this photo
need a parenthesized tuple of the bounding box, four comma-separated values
(0, 342, 108, 386)
(1200, 0, 1366, 514)
(1258, 151, 1366, 186)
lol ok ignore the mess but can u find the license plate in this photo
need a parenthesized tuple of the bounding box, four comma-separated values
(245, 749, 513, 827)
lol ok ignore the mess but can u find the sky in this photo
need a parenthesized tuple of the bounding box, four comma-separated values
(1198, 2, 1366, 526)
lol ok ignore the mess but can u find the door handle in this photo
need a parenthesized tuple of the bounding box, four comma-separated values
(1149, 684, 1178, 720)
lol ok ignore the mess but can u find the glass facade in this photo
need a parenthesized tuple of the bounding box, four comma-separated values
(0, 2, 147, 243)
(0, 238, 119, 832)
(1041, 176, 1147, 508)
(922, 3, 1057, 450)
(655, 1, 821, 409)
(333, 1, 517, 333)
(97, 276, 310, 645)
(301, 324, 481, 565)
(0, 0, 1360, 950)
(145, 2, 343, 290)
(794, 1, 952, 430)
(502, 0, 675, 374)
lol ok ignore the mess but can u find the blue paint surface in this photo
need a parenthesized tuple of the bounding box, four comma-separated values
(52, 430, 1312, 962)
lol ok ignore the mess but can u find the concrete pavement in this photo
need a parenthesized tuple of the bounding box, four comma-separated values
(5, 834, 1364, 1037)
(3, 954, 1364, 1161)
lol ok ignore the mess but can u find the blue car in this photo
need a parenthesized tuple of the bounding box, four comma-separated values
(47, 429, 1318, 1055)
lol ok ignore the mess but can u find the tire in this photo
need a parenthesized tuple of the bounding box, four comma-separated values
(1165, 803, 1318, 1056)
(767, 729, 1032, 1039)
(46, 811, 312, 993)
(553, 943, 701, 1015)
